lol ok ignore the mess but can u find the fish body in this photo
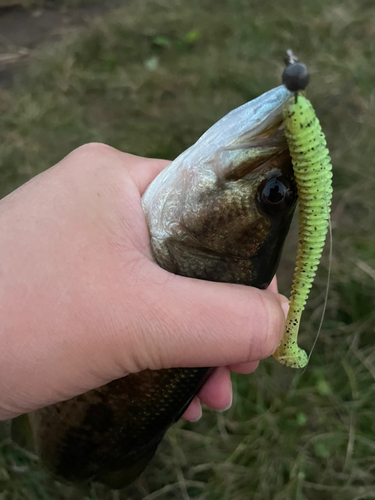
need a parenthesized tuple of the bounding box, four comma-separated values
(12, 85, 297, 488)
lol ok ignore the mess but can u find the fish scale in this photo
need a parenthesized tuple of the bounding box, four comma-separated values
(33, 367, 213, 486)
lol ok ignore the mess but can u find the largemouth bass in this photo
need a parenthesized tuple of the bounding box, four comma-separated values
(12, 85, 297, 489)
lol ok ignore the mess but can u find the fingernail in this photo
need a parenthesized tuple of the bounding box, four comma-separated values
(281, 300, 289, 320)
(217, 394, 233, 413)
(188, 406, 202, 422)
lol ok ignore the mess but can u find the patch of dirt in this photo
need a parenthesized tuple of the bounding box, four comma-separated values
(0, 1, 124, 88)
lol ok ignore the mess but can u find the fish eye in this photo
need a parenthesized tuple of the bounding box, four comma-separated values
(257, 174, 297, 215)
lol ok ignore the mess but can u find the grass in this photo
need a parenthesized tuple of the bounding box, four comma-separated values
(1, 0, 375, 498)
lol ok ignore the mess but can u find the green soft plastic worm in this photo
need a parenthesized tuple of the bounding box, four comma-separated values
(273, 94, 333, 368)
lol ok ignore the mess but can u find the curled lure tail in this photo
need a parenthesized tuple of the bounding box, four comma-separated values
(273, 95, 333, 368)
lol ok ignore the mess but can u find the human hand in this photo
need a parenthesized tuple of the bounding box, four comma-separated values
(0, 144, 288, 421)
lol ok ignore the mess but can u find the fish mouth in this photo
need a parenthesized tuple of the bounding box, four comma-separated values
(199, 85, 294, 182)
(142, 85, 294, 213)
(223, 129, 292, 181)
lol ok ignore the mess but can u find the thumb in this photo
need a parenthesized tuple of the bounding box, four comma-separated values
(125, 263, 286, 372)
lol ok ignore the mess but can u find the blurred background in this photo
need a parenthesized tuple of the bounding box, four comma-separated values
(0, 0, 374, 499)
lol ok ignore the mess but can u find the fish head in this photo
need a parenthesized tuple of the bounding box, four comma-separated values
(142, 85, 297, 289)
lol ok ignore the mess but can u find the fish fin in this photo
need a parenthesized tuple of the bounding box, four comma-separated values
(11, 413, 36, 453)
(95, 443, 160, 490)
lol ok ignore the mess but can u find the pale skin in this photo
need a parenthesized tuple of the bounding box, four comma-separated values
(0, 143, 289, 422)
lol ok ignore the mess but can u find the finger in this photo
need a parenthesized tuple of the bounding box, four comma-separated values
(181, 396, 202, 422)
(198, 367, 232, 411)
(228, 360, 259, 374)
(123, 263, 287, 372)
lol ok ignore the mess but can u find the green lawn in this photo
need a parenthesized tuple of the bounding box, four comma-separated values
(1, 0, 375, 499)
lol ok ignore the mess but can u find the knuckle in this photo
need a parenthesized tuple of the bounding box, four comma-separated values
(73, 142, 114, 157)
(65, 143, 118, 169)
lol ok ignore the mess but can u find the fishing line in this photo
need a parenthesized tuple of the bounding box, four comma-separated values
(302, 216, 333, 374)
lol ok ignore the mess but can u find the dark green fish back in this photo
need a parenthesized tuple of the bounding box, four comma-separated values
(26, 368, 212, 487)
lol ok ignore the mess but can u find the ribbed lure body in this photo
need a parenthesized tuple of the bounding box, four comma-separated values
(273, 95, 333, 368)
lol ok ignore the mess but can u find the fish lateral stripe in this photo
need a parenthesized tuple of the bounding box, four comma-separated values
(273, 95, 333, 368)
